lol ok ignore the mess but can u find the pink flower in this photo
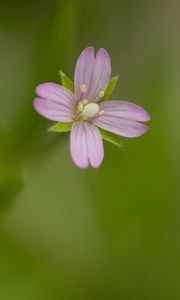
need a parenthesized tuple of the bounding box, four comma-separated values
(34, 47, 150, 169)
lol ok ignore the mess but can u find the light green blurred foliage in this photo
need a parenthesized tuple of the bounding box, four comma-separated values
(0, 0, 180, 299)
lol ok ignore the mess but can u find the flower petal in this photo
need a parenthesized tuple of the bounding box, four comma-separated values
(85, 123, 104, 168)
(88, 48, 111, 101)
(93, 115, 149, 138)
(99, 100, 150, 121)
(36, 82, 75, 108)
(74, 47, 95, 101)
(70, 123, 88, 169)
(70, 122, 104, 169)
(34, 82, 74, 122)
(34, 98, 73, 122)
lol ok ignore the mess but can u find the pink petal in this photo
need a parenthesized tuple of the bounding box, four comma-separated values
(85, 123, 104, 168)
(70, 122, 104, 169)
(34, 83, 74, 122)
(34, 98, 73, 122)
(93, 115, 149, 138)
(74, 47, 95, 101)
(99, 100, 150, 121)
(70, 123, 88, 169)
(36, 82, 75, 108)
(88, 48, 111, 101)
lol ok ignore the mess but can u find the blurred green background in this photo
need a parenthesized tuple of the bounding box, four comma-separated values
(0, 0, 180, 299)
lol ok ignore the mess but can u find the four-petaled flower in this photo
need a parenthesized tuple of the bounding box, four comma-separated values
(34, 47, 150, 169)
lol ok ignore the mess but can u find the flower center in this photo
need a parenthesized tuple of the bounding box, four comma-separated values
(74, 100, 105, 121)
(82, 103, 100, 118)
(73, 84, 105, 121)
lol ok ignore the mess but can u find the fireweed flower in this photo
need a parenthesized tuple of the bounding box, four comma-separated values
(34, 47, 150, 169)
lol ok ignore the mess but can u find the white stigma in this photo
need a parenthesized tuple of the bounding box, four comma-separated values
(81, 84, 87, 93)
(82, 103, 100, 118)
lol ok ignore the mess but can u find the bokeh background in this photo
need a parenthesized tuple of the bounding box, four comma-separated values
(0, 0, 180, 299)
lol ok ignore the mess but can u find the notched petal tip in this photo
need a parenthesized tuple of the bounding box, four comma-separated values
(96, 48, 111, 68)
(143, 111, 151, 122)
(35, 82, 54, 96)
(72, 160, 89, 169)
(78, 47, 95, 61)
(82, 46, 94, 52)
(90, 158, 103, 169)
(132, 106, 151, 122)
(132, 102, 151, 122)
(33, 97, 41, 112)
(33, 98, 50, 120)
(97, 47, 110, 58)
(137, 123, 149, 136)
(96, 48, 111, 69)
(78, 163, 89, 169)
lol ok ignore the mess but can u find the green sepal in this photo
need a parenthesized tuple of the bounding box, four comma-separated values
(48, 122, 73, 133)
(99, 128, 124, 149)
(59, 70, 74, 92)
(101, 75, 119, 101)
